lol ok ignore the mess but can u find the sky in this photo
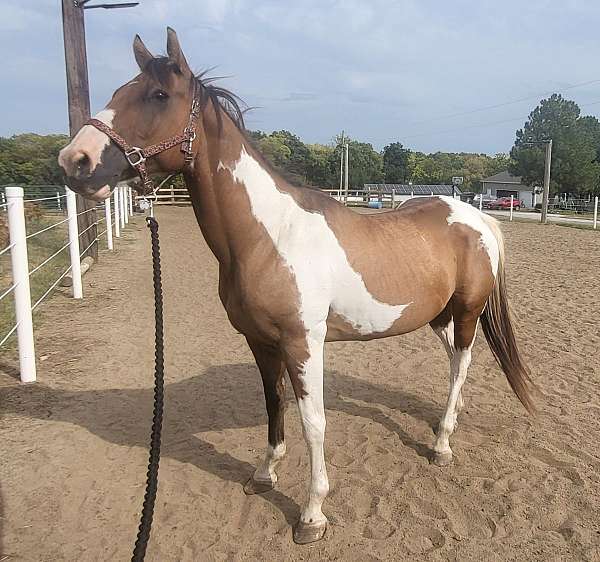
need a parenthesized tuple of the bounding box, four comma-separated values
(2, 0, 600, 154)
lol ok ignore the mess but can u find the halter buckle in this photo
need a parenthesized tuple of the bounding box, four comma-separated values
(125, 147, 146, 167)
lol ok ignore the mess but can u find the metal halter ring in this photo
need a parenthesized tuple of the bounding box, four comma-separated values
(125, 147, 146, 167)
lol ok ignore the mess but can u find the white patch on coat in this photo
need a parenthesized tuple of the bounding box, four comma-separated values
(222, 147, 410, 335)
(437, 196, 499, 276)
(295, 322, 329, 524)
(254, 443, 286, 483)
(433, 321, 477, 456)
(59, 109, 115, 174)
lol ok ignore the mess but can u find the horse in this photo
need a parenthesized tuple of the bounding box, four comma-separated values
(58, 28, 535, 544)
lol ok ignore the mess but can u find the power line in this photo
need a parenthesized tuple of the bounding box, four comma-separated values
(383, 97, 600, 142)
(406, 78, 600, 126)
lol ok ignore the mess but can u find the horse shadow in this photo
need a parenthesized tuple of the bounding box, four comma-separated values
(1, 364, 441, 526)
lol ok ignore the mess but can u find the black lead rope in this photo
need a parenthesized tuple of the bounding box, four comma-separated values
(132, 217, 165, 562)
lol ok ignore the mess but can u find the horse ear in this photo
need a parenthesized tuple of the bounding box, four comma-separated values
(133, 35, 153, 70)
(166, 27, 191, 74)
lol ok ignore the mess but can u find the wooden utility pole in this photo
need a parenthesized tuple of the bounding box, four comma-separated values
(540, 139, 553, 224)
(61, 0, 98, 260)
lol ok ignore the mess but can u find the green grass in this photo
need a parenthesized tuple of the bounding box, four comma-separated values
(1, 210, 70, 350)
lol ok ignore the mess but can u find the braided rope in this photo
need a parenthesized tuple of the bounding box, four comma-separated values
(132, 217, 165, 561)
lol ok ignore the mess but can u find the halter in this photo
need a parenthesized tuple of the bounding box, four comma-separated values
(85, 90, 202, 195)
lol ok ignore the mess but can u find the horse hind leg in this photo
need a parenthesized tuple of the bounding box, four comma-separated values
(244, 338, 287, 495)
(430, 307, 480, 466)
(431, 313, 464, 422)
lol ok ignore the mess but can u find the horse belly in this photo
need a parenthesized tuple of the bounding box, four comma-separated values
(324, 265, 453, 342)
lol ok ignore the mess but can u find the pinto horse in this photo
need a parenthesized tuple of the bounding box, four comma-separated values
(59, 28, 535, 544)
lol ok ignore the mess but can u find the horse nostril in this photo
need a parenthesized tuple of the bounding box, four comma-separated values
(73, 151, 92, 177)
(76, 153, 90, 169)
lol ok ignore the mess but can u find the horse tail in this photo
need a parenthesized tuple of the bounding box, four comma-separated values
(480, 216, 536, 414)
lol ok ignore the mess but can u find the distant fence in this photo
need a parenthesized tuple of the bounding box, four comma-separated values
(0, 183, 138, 382)
(323, 189, 598, 227)
(547, 198, 598, 215)
(322, 188, 456, 209)
(134, 182, 190, 207)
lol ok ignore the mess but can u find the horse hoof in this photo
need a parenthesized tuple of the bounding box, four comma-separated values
(293, 520, 328, 544)
(243, 477, 275, 495)
(431, 451, 453, 466)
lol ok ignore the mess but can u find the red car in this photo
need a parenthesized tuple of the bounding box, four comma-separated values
(484, 197, 522, 210)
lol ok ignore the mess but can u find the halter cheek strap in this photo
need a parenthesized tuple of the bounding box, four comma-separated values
(85, 96, 201, 195)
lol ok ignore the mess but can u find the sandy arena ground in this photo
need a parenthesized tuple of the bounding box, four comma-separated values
(1, 206, 599, 561)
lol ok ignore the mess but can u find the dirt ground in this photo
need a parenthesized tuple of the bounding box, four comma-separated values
(1, 207, 599, 561)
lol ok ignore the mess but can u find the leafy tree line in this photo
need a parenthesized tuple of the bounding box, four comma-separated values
(2, 94, 599, 196)
(248, 130, 510, 192)
(0, 134, 69, 189)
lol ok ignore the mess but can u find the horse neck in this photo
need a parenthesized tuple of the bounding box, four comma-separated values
(183, 111, 294, 268)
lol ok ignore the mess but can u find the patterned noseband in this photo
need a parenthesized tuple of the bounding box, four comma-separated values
(85, 89, 201, 195)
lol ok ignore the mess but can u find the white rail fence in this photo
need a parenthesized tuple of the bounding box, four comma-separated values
(134, 182, 190, 209)
(323, 188, 460, 209)
(324, 189, 599, 227)
(0, 184, 137, 383)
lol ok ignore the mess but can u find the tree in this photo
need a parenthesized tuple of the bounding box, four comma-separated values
(382, 142, 411, 183)
(270, 130, 312, 181)
(258, 136, 291, 168)
(346, 140, 384, 187)
(0, 134, 69, 191)
(305, 143, 335, 187)
(510, 94, 600, 195)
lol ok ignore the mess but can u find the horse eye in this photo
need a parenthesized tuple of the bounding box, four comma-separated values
(152, 90, 169, 101)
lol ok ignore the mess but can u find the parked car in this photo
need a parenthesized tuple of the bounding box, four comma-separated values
(485, 197, 523, 210)
(471, 194, 495, 207)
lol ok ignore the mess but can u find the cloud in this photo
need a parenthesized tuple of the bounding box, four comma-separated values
(2, 0, 600, 154)
(280, 92, 319, 102)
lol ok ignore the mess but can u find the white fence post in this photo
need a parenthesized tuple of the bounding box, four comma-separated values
(510, 195, 514, 221)
(149, 200, 154, 218)
(594, 196, 598, 230)
(113, 187, 121, 238)
(479, 195, 483, 211)
(105, 197, 113, 250)
(128, 186, 133, 216)
(6, 186, 36, 383)
(56, 190, 62, 211)
(65, 187, 83, 299)
(122, 185, 128, 225)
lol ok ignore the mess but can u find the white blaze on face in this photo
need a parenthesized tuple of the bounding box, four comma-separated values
(224, 146, 410, 336)
(438, 196, 500, 275)
(59, 109, 115, 174)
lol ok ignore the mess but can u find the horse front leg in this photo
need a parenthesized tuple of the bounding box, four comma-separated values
(244, 338, 287, 494)
(282, 323, 329, 544)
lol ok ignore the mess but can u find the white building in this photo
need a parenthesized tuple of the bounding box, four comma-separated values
(481, 171, 538, 208)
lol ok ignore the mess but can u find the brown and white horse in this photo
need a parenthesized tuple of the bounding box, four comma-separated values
(58, 29, 535, 544)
